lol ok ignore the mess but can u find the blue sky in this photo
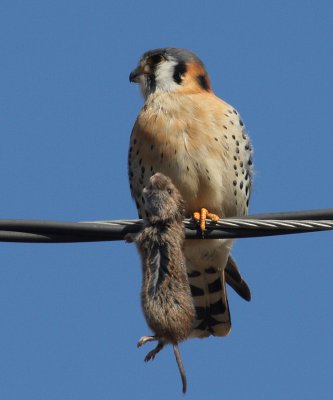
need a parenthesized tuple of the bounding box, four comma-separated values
(0, 0, 332, 399)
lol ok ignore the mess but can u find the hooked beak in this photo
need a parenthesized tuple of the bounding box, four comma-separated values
(129, 66, 144, 83)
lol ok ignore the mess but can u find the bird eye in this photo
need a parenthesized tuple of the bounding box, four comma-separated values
(167, 188, 172, 195)
(149, 54, 165, 65)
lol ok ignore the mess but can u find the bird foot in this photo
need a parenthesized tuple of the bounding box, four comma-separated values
(193, 208, 220, 232)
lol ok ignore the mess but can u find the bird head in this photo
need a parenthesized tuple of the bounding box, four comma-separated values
(129, 48, 211, 99)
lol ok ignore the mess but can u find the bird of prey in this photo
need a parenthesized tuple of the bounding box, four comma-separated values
(128, 48, 253, 338)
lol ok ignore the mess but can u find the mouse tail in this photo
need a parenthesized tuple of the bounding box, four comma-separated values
(173, 344, 187, 394)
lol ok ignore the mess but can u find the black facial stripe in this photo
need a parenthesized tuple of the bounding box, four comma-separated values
(173, 61, 187, 84)
(197, 74, 209, 91)
(147, 73, 156, 93)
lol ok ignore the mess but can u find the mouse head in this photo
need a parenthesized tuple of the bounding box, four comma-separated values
(143, 173, 185, 222)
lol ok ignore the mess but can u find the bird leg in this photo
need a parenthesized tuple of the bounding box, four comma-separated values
(193, 208, 220, 232)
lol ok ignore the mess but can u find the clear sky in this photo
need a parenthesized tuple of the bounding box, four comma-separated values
(0, 0, 332, 399)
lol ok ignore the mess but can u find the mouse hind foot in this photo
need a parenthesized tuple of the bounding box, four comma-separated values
(137, 335, 165, 362)
(144, 341, 164, 362)
(137, 335, 156, 348)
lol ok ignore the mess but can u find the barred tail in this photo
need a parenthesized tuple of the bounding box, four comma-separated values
(188, 267, 231, 338)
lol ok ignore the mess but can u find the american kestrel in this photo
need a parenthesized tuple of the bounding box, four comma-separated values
(128, 48, 253, 338)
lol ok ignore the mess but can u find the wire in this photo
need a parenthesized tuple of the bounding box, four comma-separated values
(0, 208, 332, 243)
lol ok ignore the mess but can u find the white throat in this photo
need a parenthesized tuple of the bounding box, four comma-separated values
(154, 60, 179, 92)
(140, 58, 180, 99)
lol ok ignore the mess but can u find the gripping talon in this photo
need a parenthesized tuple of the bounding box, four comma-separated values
(193, 208, 220, 232)
(207, 211, 220, 222)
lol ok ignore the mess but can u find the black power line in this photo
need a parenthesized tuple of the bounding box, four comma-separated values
(0, 208, 332, 243)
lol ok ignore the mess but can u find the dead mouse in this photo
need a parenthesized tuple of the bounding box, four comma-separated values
(126, 173, 195, 393)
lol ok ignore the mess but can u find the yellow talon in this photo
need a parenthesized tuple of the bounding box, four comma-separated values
(193, 208, 220, 232)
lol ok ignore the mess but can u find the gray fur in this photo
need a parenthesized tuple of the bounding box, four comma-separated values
(128, 173, 195, 393)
